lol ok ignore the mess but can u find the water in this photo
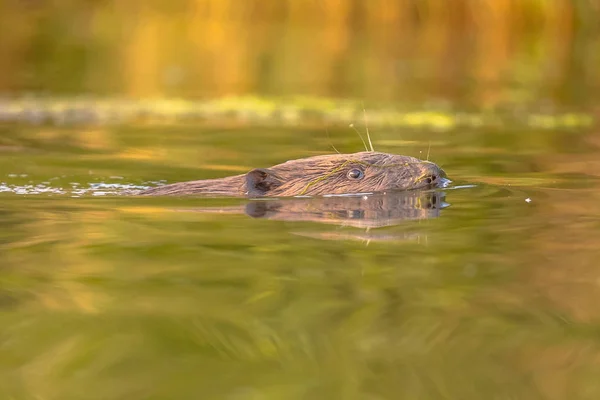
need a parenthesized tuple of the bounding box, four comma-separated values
(1, 117, 599, 399)
(3, 1, 600, 396)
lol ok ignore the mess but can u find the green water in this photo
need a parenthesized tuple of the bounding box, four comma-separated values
(3, 0, 600, 397)
(1, 118, 600, 399)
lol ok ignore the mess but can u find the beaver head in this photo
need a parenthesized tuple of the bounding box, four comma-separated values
(140, 151, 449, 198)
(245, 151, 448, 197)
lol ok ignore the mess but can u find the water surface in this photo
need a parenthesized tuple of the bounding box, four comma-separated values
(1, 118, 600, 399)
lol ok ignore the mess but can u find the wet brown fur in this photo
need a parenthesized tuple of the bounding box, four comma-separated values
(139, 151, 447, 198)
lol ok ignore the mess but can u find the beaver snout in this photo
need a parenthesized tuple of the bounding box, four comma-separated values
(422, 174, 451, 188)
(416, 163, 450, 189)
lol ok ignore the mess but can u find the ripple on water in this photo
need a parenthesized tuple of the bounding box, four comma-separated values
(0, 178, 161, 197)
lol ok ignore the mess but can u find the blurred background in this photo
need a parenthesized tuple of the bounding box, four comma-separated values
(2, 2, 600, 400)
(2, 0, 600, 108)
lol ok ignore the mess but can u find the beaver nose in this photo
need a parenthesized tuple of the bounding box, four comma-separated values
(420, 164, 451, 188)
(422, 174, 451, 188)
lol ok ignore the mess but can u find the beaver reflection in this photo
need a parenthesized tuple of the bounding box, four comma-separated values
(180, 190, 448, 242)
(244, 190, 448, 229)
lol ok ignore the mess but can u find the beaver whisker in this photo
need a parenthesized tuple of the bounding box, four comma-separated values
(426, 141, 431, 161)
(362, 103, 375, 152)
(349, 123, 369, 152)
(325, 127, 341, 154)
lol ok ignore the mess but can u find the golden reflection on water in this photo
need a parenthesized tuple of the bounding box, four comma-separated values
(1, 1, 600, 398)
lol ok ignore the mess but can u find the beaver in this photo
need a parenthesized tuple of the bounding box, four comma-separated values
(139, 151, 449, 198)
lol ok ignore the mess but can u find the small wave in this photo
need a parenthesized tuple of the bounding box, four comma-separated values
(0, 179, 160, 197)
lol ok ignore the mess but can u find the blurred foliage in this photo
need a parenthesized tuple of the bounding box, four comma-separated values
(1, 0, 600, 108)
(0, 95, 595, 129)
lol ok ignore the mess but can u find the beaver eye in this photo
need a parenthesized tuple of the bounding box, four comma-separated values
(347, 169, 364, 180)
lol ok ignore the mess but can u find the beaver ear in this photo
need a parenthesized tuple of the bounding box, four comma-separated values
(246, 168, 282, 197)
